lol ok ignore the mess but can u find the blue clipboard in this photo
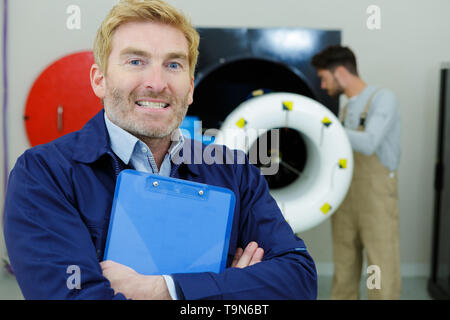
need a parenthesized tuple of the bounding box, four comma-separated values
(103, 170, 236, 275)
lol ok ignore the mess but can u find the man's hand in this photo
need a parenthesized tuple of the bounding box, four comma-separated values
(100, 242, 263, 299)
(231, 241, 264, 268)
(100, 260, 171, 300)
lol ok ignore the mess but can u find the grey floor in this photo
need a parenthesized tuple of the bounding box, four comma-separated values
(317, 275, 433, 300)
(0, 271, 433, 300)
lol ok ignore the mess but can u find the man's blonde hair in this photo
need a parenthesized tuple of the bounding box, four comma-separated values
(93, 0, 200, 77)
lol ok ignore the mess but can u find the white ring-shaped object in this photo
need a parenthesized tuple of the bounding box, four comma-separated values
(214, 92, 354, 234)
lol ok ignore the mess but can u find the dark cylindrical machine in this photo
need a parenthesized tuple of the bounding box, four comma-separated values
(190, 27, 341, 126)
(185, 28, 353, 234)
(188, 28, 341, 191)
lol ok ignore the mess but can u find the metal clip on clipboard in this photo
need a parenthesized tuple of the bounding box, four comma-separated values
(146, 176, 210, 201)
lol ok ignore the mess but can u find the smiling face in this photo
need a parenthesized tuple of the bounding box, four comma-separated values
(91, 21, 194, 140)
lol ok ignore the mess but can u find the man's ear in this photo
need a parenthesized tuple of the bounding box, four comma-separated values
(187, 76, 194, 106)
(90, 64, 106, 99)
(334, 65, 348, 79)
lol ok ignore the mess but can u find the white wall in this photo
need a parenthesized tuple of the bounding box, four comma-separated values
(2, 0, 449, 277)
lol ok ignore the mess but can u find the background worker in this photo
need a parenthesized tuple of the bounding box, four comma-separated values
(312, 45, 402, 300)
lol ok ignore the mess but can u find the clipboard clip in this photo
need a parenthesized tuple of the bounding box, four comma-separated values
(146, 177, 209, 200)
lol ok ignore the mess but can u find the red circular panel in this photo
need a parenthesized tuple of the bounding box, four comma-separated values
(24, 51, 102, 147)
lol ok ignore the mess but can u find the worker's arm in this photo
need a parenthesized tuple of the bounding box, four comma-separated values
(346, 89, 399, 155)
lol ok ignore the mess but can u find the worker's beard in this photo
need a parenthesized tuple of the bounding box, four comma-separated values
(329, 74, 345, 97)
(104, 86, 190, 140)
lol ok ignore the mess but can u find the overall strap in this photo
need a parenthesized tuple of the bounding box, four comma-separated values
(357, 88, 382, 131)
(339, 88, 382, 130)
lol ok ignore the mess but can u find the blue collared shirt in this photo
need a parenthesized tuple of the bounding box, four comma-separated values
(104, 113, 183, 299)
(104, 113, 184, 176)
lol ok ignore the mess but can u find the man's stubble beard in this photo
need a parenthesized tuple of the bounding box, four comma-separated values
(104, 86, 190, 140)
(330, 73, 345, 97)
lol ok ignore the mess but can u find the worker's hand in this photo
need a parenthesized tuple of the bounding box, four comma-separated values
(100, 260, 171, 300)
(231, 241, 264, 268)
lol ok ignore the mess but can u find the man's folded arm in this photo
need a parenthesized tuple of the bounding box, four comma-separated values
(171, 153, 318, 300)
(171, 247, 317, 300)
(3, 151, 125, 300)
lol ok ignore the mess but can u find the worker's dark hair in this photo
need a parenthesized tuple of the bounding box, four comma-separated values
(311, 45, 358, 76)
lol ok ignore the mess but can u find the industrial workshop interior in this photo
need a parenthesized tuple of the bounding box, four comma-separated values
(0, 0, 449, 303)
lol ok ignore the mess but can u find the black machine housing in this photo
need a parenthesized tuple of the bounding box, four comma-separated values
(189, 27, 341, 129)
(187, 27, 341, 189)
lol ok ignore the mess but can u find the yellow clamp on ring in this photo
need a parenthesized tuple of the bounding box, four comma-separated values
(236, 118, 247, 129)
(320, 203, 331, 214)
(338, 159, 347, 169)
(252, 89, 264, 97)
(322, 117, 332, 127)
(282, 101, 293, 111)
